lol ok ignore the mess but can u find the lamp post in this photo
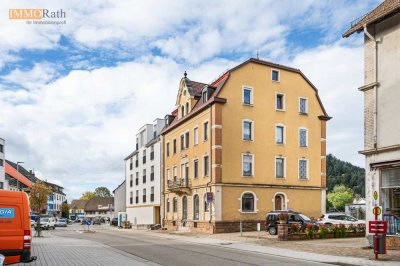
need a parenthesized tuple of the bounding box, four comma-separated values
(16, 161, 24, 191)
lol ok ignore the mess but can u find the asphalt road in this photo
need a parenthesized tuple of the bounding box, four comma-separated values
(52, 224, 330, 266)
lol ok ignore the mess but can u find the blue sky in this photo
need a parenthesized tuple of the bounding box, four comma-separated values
(0, 0, 381, 200)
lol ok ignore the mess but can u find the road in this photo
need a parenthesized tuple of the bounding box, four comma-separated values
(50, 224, 330, 266)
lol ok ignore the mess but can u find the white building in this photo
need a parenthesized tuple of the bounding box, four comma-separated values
(113, 180, 126, 217)
(0, 138, 5, 190)
(125, 118, 165, 226)
(343, 0, 400, 246)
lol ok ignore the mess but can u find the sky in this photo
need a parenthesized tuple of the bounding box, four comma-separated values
(0, 0, 381, 200)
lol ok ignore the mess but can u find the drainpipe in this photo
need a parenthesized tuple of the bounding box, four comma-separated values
(207, 104, 213, 224)
(363, 25, 379, 148)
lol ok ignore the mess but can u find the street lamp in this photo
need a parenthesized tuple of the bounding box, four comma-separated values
(16, 161, 24, 191)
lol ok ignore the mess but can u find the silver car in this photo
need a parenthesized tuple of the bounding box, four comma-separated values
(0, 254, 5, 266)
(318, 212, 365, 226)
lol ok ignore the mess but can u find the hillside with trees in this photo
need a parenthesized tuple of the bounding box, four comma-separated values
(326, 154, 365, 197)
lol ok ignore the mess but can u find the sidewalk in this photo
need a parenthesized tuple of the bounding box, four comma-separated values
(22, 230, 159, 266)
(124, 228, 400, 266)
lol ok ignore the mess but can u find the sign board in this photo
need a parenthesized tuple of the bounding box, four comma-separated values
(206, 192, 213, 203)
(0, 208, 14, 219)
(373, 191, 378, 201)
(369, 221, 387, 234)
(86, 220, 92, 226)
(373, 206, 382, 216)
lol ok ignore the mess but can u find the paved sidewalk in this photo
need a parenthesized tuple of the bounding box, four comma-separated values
(20, 230, 159, 266)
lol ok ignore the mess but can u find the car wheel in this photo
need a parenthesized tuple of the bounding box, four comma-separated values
(268, 227, 277, 235)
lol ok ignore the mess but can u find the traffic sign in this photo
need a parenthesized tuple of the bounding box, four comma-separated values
(373, 206, 382, 216)
(369, 221, 387, 234)
(86, 220, 92, 226)
(373, 191, 378, 201)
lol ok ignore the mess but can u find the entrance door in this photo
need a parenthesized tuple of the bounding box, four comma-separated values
(182, 196, 187, 220)
(275, 194, 284, 210)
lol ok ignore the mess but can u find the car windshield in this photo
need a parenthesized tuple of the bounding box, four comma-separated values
(58, 219, 66, 222)
(298, 214, 311, 221)
(42, 218, 49, 222)
(344, 215, 357, 222)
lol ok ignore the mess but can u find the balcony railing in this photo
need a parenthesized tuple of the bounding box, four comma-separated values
(167, 178, 191, 190)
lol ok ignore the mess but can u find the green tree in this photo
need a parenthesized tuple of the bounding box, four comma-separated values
(94, 186, 111, 198)
(80, 191, 96, 200)
(61, 201, 69, 218)
(327, 185, 354, 211)
(30, 181, 52, 237)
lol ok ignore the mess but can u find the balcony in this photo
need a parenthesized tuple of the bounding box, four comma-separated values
(167, 178, 191, 194)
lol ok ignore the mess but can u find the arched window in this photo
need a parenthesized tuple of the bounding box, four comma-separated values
(182, 196, 187, 220)
(166, 198, 170, 213)
(193, 195, 199, 220)
(173, 197, 177, 212)
(204, 194, 209, 212)
(241, 192, 255, 212)
(181, 106, 185, 118)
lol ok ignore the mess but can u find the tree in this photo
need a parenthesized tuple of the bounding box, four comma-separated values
(61, 201, 69, 219)
(80, 191, 96, 200)
(29, 181, 52, 237)
(327, 185, 354, 211)
(94, 186, 111, 198)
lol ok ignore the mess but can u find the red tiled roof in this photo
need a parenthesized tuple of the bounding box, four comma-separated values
(5, 162, 33, 187)
(343, 0, 400, 37)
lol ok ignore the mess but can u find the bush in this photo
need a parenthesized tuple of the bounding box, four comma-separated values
(291, 223, 300, 234)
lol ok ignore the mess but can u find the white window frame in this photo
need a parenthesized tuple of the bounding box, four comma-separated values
(173, 166, 177, 180)
(242, 119, 254, 141)
(193, 158, 199, 179)
(184, 129, 190, 149)
(298, 158, 309, 180)
(299, 97, 308, 114)
(238, 191, 258, 213)
(193, 126, 199, 145)
(299, 127, 308, 147)
(241, 153, 255, 177)
(275, 124, 286, 145)
(242, 86, 253, 105)
(275, 92, 285, 111)
(271, 69, 280, 82)
(275, 156, 286, 179)
(203, 155, 210, 177)
(166, 168, 170, 180)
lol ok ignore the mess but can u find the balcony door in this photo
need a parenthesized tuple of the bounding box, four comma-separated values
(182, 196, 187, 220)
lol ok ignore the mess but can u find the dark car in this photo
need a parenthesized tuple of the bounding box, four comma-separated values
(265, 211, 313, 235)
(92, 218, 101, 225)
(110, 218, 118, 226)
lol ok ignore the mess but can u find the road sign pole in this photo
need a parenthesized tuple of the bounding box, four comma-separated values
(375, 210, 378, 260)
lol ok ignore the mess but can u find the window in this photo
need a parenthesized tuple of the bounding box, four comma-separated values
(181, 105, 185, 118)
(167, 199, 170, 212)
(166, 142, 170, 157)
(276, 157, 285, 179)
(143, 189, 146, 203)
(173, 166, 177, 182)
(142, 150, 146, 164)
(194, 159, 199, 178)
(194, 127, 199, 145)
(135, 190, 139, 204)
(272, 69, 279, 82)
(130, 174, 133, 187)
(181, 164, 185, 179)
(173, 139, 177, 154)
(299, 159, 308, 180)
(0, 144, 3, 153)
(202, 90, 208, 103)
(130, 191, 133, 204)
(150, 186, 155, 202)
(299, 98, 308, 114)
(204, 194, 210, 212)
(241, 192, 255, 212)
(193, 195, 199, 220)
(150, 145, 154, 160)
(242, 154, 253, 177)
(185, 163, 189, 181)
(129, 158, 133, 170)
(299, 128, 308, 147)
(166, 169, 170, 180)
(150, 166, 154, 181)
(173, 197, 177, 212)
(204, 155, 209, 177)
(0, 159, 3, 167)
(186, 102, 189, 115)
(276, 126, 284, 144)
(180, 134, 185, 150)
(276, 94, 284, 110)
(203, 121, 209, 141)
(143, 169, 146, 183)
(185, 132, 189, 148)
(135, 154, 139, 167)
(135, 172, 139, 185)
(243, 87, 253, 105)
(243, 120, 253, 141)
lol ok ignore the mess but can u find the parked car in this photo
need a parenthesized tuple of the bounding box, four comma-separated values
(265, 211, 313, 235)
(110, 218, 118, 226)
(92, 218, 101, 225)
(0, 254, 5, 266)
(30, 219, 36, 227)
(55, 218, 67, 227)
(40, 217, 56, 230)
(318, 213, 365, 226)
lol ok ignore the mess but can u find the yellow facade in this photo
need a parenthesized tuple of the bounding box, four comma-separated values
(162, 59, 329, 233)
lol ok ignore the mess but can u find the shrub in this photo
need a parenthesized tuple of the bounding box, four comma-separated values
(348, 224, 356, 233)
(305, 223, 314, 238)
(291, 223, 300, 234)
(318, 224, 328, 238)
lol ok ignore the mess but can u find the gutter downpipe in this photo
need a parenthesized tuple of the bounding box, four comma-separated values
(364, 25, 378, 149)
(206, 101, 213, 230)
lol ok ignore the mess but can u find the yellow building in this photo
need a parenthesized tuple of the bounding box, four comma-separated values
(161, 58, 330, 233)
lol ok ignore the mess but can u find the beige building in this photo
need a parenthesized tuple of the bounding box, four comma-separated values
(344, 0, 400, 246)
(161, 58, 330, 233)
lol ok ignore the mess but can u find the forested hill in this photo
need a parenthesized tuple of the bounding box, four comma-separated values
(326, 154, 365, 197)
